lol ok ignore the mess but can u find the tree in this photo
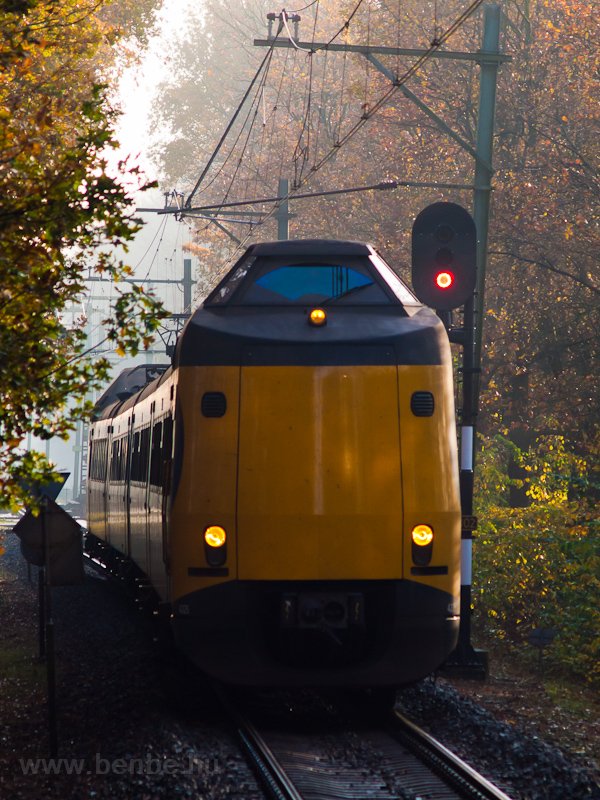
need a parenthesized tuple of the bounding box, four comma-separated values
(149, 0, 598, 442)
(0, 0, 165, 509)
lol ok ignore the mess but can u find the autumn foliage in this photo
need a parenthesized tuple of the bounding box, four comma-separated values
(0, 0, 165, 508)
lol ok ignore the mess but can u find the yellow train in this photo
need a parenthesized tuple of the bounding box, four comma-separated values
(87, 239, 461, 687)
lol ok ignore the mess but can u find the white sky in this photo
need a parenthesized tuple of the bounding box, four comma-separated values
(112, 0, 202, 182)
(105, 0, 204, 285)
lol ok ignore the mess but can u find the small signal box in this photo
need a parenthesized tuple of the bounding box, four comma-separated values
(411, 202, 477, 310)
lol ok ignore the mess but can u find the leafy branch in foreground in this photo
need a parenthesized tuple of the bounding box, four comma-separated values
(0, 0, 165, 509)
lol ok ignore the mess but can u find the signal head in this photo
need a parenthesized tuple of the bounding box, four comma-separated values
(411, 202, 477, 311)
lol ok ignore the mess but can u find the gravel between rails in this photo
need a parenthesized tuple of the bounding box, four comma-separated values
(1, 522, 598, 800)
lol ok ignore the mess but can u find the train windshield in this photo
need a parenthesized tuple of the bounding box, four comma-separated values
(209, 260, 397, 306)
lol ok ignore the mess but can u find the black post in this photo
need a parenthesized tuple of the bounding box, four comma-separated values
(38, 567, 46, 660)
(442, 281, 487, 679)
(41, 499, 59, 757)
(46, 617, 58, 758)
(277, 178, 290, 240)
(459, 292, 476, 659)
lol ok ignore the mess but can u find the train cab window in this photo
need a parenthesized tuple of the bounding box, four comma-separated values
(237, 263, 393, 306)
(204, 242, 419, 310)
(208, 259, 256, 305)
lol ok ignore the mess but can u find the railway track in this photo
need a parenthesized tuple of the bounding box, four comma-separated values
(221, 689, 514, 800)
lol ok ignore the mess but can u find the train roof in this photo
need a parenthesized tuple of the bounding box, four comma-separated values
(92, 363, 170, 420)
(240, 239, 373, 257)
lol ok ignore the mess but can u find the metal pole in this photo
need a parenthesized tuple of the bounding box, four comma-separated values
(183, 258, 193, 312)
(73, 420, 81, 500)
(472, 4, 500, 400)
(277, 178, 289, 240)
(451, 4, 500, 675)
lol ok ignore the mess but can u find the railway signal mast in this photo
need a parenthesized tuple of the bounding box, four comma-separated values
(410, 200, 484, 677)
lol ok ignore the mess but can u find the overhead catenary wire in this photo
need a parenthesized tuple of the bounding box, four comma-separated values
(287, 0, 320, 13)
(281, 10, 313, 52)
(187, 0, 488, 283)
(187, 44, 277, 242)
(286, 0, 488, 184)
(291, 35, 317, 184)
(185, 25, 284, 209)
(139, 213, 170, 285)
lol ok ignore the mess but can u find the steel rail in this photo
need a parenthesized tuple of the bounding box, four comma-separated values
(392, 709, 514, 800)
(215, 687, 304, 800)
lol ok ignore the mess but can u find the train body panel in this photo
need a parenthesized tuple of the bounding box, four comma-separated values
(170, 365, 240, 598)
(397, 365, 461, 601)
(237, 363, 403, 581)
(87, 239, 462, 687)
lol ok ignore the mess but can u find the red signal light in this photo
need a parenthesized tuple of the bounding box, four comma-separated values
(435, 271, 454, 290)
(412, 202, 476, 310)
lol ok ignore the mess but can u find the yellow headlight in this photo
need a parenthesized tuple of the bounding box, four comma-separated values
(309, 308, 327, 326)
(204, 525, 227, 548)
(411, 524, 434, 546)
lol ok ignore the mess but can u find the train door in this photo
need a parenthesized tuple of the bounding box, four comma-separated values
(125, 417, 132, 558)
(129, 421, 150, 575)
(148, 407, 171, 598)
(160, 414, 173, 593)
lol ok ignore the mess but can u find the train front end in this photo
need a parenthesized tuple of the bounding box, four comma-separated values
(169, 240, 461, 686)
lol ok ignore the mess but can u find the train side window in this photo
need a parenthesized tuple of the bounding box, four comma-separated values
(131, 431, 141, 481)
(139, 427, 151, 484)
(163, 416, 173, 461)
(110, 436, 128, 481)
(91, 439, 108, 481)
(150, 421, 163, 487)
(120, 437, 129, 481)
(110, 440, 119, 481)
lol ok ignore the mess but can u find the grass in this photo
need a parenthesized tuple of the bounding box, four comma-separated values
(544, 678, 599, 722)
(0, 645, 44, 685)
